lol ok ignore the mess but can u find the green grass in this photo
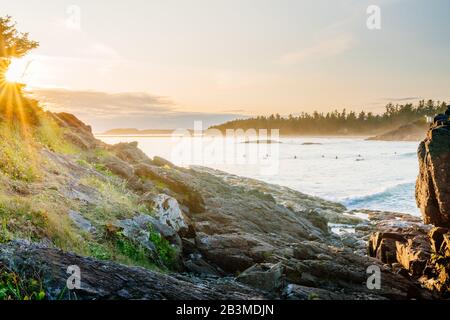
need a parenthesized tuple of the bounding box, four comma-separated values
(36, 117, 79, 155)
(0, 267, 46, 300)
(115, 231, 149, 264)
(0, 125, 40, 182)
(88, 242, 112, 261)
(80, 176, 148, 223)
(149, 227, 177, 268)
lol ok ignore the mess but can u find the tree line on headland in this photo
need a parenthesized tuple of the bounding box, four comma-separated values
(210, 100, 447, 136)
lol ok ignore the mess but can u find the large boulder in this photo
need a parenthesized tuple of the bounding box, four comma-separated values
(416, 121, 450, 227)
(151, 194, 189, 234)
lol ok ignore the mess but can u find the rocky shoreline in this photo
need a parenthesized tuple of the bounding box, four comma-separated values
(0, 111, 448, 300)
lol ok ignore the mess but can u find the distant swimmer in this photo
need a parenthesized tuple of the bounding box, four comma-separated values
(335, 156, 338, 159)
(294, 155, 297, 159)
(322, 155, 325, 158)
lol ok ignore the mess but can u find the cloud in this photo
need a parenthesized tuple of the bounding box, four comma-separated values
(29, 88, 245, 132)
(381, 96, 422, 102)
(279, 34, 354, 65)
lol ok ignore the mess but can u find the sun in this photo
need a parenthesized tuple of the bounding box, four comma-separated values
(5, 59, 27, 83)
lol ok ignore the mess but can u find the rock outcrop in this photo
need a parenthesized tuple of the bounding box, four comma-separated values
(367, 215, 450, 296)
(416, 119, 450, 227)
(0, 240, 266, 300)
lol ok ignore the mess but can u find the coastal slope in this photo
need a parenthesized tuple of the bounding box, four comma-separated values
(367, 120, 429, 141)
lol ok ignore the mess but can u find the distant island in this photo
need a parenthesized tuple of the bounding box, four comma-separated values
(100, 128, 176, 135)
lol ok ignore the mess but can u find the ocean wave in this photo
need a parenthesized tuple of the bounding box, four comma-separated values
(398, 152, 417, 158)
(342, 182, 415, 207)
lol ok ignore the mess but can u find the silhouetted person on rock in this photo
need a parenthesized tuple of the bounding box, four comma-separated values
(445, 105, 450, 116)
(434, 106, 450, 125)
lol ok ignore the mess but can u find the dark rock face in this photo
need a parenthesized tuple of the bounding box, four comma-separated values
(416, 122, 450, 227)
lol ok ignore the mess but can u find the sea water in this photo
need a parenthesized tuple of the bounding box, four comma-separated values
(96, 135, 420, 216)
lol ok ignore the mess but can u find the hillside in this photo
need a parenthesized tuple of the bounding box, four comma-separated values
(366, 120, 430, 141)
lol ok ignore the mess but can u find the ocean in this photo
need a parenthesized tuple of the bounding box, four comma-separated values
(96, 135, 421, 216)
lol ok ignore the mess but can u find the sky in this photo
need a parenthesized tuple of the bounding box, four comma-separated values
(3, 0, 450, 131)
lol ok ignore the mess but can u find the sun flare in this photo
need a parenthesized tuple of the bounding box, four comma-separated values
(5, 59, 27, 83)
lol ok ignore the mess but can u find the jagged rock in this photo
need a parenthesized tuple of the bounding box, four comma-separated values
(63, 131, 93, 150)
(237, 263, 284, 292)
(0, 241, 265, 300)
(110, 142, 150, 164)
(52, 113, 98, 150)
(429, 227, 449, 252)
(152, 194, 189, 234)
(416, 122, 450, 227)
(53, 112, 93, 134)
(101, 155, 134, 180)
(395, 238, 431, 276)
(195, 233, 275, 273)
(133, 163, 206, 213)
(368, 232, 406, 264)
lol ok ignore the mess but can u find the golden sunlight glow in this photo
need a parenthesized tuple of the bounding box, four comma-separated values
(5, 59, 27, 83)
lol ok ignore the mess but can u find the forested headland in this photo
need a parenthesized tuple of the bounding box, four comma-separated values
(210, 100, 447, 136)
